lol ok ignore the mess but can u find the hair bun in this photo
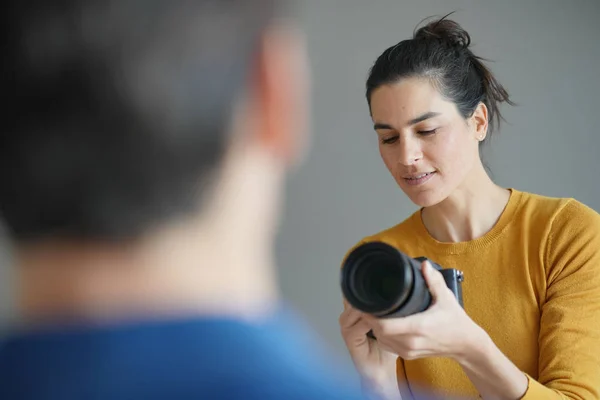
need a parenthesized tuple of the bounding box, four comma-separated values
(414, 17, 471, 49)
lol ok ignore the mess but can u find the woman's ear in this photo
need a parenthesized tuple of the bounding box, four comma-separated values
(470, 102, 489, 141)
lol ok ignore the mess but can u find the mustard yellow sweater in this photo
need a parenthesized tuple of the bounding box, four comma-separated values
(352, 189, 600, 399)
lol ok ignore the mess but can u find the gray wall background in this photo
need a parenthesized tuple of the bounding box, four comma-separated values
(1, 0, 599, 388)
(274, 0, 600, 380)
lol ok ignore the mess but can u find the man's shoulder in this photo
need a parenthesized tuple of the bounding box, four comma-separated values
(0, 312, 368, 400)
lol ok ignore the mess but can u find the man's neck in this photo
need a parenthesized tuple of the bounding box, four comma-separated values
(421, 165, 511, 243)
(14, 141, 287, 328)
(14, 222, 280, 328)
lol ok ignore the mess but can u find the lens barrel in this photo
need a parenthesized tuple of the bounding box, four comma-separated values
(340, 242, 433, 318)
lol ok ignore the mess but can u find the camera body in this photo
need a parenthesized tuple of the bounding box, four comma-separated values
(415, 256, 464, 313)
(340, 241, 464, 319)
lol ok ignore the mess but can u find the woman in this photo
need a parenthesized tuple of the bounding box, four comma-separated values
(339, 16, 600, 400)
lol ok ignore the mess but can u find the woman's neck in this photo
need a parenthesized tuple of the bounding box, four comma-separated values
(421, 169, 511, 243)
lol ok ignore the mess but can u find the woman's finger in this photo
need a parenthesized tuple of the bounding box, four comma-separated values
(339, 307, 364, 330)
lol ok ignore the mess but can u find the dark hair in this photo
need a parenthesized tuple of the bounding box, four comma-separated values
(0, 0, 280, 243)
(366, 14, 514, 138)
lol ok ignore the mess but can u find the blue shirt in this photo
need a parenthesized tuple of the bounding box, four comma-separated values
(0, 307, 370, 399)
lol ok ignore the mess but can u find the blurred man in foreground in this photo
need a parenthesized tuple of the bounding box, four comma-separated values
(0, 1, 374, 399)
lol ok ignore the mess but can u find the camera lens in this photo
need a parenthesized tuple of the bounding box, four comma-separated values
(341, 242, 414, 316)
(341, 241, 461, 318)
(354, 258, 404, 304)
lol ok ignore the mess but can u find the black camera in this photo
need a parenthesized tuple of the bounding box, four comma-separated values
(340, 241, 464, 318)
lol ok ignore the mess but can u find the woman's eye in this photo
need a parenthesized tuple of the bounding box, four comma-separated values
(417, 128, 438, 136)
(381, 136, 398, 144)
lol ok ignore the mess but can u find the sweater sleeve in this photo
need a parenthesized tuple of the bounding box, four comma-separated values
(395, 357, 413, 399)
(521, 200, 600, 399)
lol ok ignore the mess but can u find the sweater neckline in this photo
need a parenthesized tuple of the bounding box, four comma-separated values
(410, 188, 524, 255)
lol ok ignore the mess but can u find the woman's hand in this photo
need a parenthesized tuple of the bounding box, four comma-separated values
(339, 300, 401, 399)
(361, 260, 486, 363)
(362, 260, 529, 399)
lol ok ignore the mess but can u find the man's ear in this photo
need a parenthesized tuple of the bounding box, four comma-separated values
(470, 102, 489, 141)
(248, 22, 310, 165)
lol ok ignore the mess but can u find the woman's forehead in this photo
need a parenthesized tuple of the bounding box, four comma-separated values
(370, 79, 452, 125)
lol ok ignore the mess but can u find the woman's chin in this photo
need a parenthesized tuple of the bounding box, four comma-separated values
(402, 187, 447, 208)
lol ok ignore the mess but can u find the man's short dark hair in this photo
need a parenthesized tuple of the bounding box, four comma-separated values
(1, 0, 279, 243)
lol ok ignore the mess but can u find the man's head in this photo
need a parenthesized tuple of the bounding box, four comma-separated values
(1, 0, 309, 246)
